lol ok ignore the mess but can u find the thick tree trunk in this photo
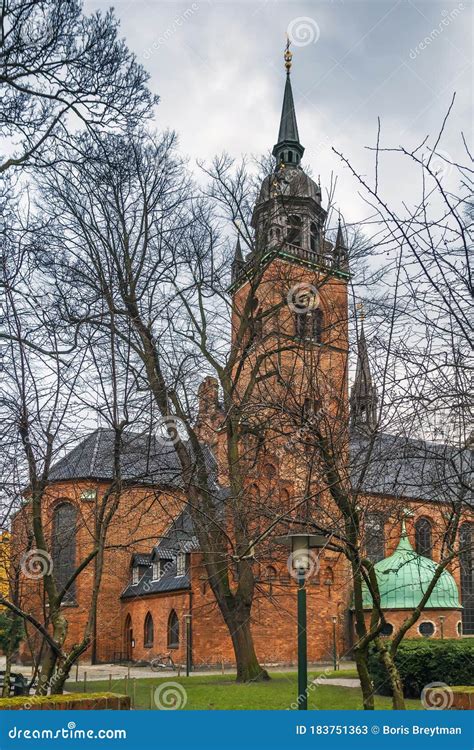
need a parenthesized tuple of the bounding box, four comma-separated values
(376, 641, 405, 710)
(353, 647, 375, 710)
(228, 612, 269, 683)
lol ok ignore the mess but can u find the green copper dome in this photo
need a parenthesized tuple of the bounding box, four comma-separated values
(361, 525, 461, 610)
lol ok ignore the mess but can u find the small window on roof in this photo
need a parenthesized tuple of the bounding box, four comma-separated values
(176, 552, 186, 577)
(132, 566, 139, 586)
(152, 562, 160, 581)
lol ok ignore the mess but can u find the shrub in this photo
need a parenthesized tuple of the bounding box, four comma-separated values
(368, 639, 474, 698)
(0, 692, 130, 710)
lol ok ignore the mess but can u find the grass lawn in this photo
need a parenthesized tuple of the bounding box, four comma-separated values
(66, 671, 421, 710)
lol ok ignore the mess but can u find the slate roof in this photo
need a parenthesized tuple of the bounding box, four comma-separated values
(121, 506, 197, 599)
(351, 432, 473, 504)
(48, 428, 215, 489)
(49, 427, 471, 505)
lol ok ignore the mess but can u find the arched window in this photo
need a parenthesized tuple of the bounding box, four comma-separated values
(312, 309, 324, 343)
(52, 502, 77, 603)
(288, 150, 293, 163)
(265, 565, 277, 580)
(167, 610, 179, 648)
(123, 614, 133, 660)
(251, 296, 262, 339)
(286, 215, 302, 247)
(295, 309, 323, 343)
(144, 612, 154, 648)
(415, 518, 433, 559)
(263, 463, 277, 480)
(365, 512, 385, 562)
(310, 222, 319, 253)
(460, 522, 474, 635)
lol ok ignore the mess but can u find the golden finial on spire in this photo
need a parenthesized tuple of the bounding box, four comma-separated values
(356, 301, 366, 322)
(284, 34, 293, 74)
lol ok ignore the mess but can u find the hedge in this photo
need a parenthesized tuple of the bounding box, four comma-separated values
(0, 692, 130, 710)
(368, 639, 474, 698)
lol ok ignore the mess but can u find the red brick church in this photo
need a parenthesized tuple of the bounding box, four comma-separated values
(14, 50, 473, 669)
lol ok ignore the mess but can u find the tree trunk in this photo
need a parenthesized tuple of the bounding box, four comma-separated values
(376, 641, 406, 710)
(2, 651, 12, 698)
(218, 597, 269, 682)
(354, 647, 375, 710)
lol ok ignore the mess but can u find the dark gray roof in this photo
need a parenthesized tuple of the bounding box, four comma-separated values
(121, 506, 197, 599)
(131, 553, 152, 567)
(350, 432, 473, 504)
(48, 428, 214, 488)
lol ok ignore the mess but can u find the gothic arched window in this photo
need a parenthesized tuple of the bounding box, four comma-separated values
(167, 610, 179, 648)
(52, 502, 77, 603)
(460, 522, 474, 635)
(295, 309, 323, 343)
(310, 222, 319, 253)
(312, 309, 324, 343)
(415, 518, 433, 559)
(365, 512, 385, 563)
(144, 612, 154, 648)
(286, 215, 302, 247)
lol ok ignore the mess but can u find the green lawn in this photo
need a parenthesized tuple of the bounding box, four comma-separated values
(66, 671, 421, 710)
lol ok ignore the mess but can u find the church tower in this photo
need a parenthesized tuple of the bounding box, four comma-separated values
(230, 44, 350, 433)
(350, 319, 378, 433)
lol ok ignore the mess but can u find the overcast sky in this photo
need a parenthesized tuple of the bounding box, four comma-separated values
(85, 0, 472, 224)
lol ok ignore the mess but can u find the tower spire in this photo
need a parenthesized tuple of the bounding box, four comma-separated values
(350, 312, 378, 433)
(231, 235, 245, 282)
(272, 39, 304, 167)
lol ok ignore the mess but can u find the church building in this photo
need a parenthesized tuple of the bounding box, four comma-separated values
(13, 48, 473, 670)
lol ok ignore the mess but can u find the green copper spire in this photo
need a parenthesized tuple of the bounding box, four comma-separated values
(272, 39, 304, 167)
(360, 522, 461, 610)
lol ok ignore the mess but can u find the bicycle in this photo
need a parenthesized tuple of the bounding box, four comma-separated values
(150, 653, 176, 671)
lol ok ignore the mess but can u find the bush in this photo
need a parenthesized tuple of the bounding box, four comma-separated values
(0, 692, 130, 710)
(368, 639, 474, 698)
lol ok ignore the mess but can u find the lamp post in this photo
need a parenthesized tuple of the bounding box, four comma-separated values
(332, 615, 338, 671)
(276, 532, 338, 710)
(184, 614, 192, 676)
(439, 615, 445, 640)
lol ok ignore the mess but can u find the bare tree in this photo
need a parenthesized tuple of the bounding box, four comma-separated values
(0, 0, 157, 174)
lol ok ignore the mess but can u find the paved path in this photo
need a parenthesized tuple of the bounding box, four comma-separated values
(313, 678, 361, 688)
(0, 656, 357, 683)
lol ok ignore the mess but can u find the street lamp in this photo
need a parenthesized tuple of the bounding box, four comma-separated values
(276, 532, 338, 710)
(332, 615, 338, 672)
(183, 614, 192, 676)
(439, 615, 445, 640)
